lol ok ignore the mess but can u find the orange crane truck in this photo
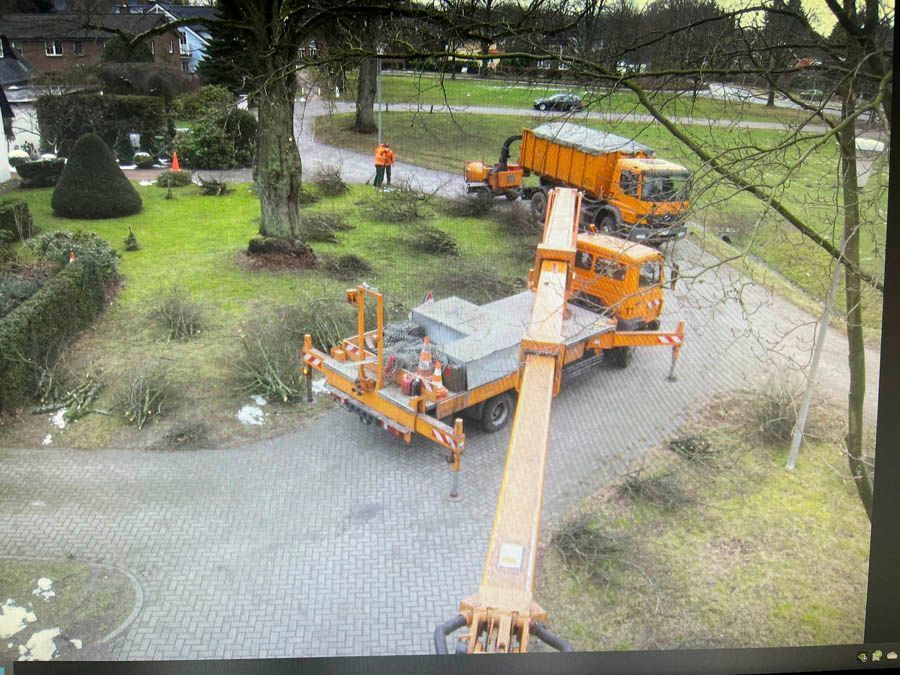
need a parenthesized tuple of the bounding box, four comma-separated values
(301, 189, 685, 476)
(464, 121, 691, 245)
(433, 187, 666, 654)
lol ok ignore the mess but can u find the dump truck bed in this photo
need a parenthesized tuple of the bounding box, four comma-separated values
(519, 123, 654, 198)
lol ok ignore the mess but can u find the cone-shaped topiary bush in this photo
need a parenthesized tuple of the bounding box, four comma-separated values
(51, 133, 142, 219)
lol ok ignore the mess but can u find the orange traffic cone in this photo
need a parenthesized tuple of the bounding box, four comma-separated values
(171, 151, 180, 172)
(432, 361, 447, 400)
(416, 336, 433, 378)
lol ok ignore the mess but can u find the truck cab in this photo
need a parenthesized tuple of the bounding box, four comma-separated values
(569, 233, 667, 329)
(607, 158, 691, 244)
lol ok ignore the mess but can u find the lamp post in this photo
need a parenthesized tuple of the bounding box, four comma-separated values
(376, 49, 383, 146)
(786, 135, 886, 470)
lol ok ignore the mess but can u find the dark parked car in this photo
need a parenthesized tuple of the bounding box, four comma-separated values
(533, 93, 585, 111)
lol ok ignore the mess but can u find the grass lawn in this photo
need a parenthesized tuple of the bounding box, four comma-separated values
(535, 395, 870, 650)
(349, 73, 824, 126)
(316, 111, 887, 334)
(0, 183, 534, 450)
(0, 559, 135, 660)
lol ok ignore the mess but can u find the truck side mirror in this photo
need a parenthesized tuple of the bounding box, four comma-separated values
(670, 264, 680, 291)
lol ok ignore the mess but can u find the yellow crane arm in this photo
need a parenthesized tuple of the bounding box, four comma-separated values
(436, 188, 582, 654)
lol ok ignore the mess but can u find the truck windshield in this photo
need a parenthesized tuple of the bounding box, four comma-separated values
(642, 173, 690, 202)
(639, 260, 663, 287)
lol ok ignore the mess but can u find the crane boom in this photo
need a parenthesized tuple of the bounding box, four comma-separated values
(440, 188, 582, 654)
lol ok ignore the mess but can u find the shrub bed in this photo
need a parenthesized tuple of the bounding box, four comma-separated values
(0, 261, 106, 412)
(156, 170, 193, 188)
(173, 110, 257, 169)
(0, 199, 35, 240)
(26, 231, 120, 283)
(16, 158, 66, 188)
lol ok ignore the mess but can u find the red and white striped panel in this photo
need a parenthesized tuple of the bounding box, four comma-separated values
(431, 428, 458, 450)
(303, 353, 323, 367)
(343, 341, 362, 356)
(420, 378, 434, 393)
(658, 335, 683, 346)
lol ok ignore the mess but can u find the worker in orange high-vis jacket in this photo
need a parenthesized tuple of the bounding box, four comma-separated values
(382, 143, 395, 187)
(373, 143, 395, 189)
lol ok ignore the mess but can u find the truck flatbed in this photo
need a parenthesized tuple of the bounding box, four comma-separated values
(413, 291, 614, 390)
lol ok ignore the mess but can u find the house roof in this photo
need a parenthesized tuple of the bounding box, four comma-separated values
(141, 2, 218, 40)
(0, 35, 34, 86)
(0, 13, 171, 41)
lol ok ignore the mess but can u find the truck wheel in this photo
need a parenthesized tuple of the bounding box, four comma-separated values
(538, 103, 548, 111)
(531, 190, 548, 219)
(645, 320, 660, 331)
(598, 212, 618, 234)
(607, 347, 632, 369)
(480, 393, 514, 433)
(504, 191, 519, 201)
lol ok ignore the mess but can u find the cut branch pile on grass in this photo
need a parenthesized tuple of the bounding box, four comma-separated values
(493, 201, 542, 235)
(123, 226, 140, 252)
(303, 212, 354, 243)
(197, 176, 234, 196)
(360, 181, 432, 222)
(668, 434, 716, 462)
(752, 376, 804, 445)
(551, 512, 628, 585)
(619, 470, 691, 510)
(320, 253, 372, 280)
(311, 165, 349, 197)
(431, 266, 521, 304)
(122, 368, 169, 429)
(150, 286, 204, 340)
(441, 192, 494, 218)
(235, 301, 357, 402)
(404, 224, 459, 256)
(31, 373, 109, 424)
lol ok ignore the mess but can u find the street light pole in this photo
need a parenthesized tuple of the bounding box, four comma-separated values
(376, 56, 382, 146)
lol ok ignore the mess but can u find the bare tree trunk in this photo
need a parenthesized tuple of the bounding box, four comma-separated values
(253, 63, 304, 240)
(355, 56, 378, 133)
(766, 52, 777, 107)
(837, 78, 874, 520)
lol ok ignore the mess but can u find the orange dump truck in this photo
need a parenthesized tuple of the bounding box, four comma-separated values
(464, 122, 691, 244)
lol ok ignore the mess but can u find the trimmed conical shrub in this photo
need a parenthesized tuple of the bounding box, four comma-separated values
(51, 133, 142, 219)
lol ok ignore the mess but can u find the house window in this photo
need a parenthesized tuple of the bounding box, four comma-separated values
(44, 40, 63, 56)
(181, 62, 189, 73)
(149, 40, 155, 55)
(537, 59, 553, 69)
(72, 41, 84, 56)
(179, 31, 188, 48)
(168, 40, 174, 54)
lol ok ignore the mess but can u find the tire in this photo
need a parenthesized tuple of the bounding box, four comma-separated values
(480, 393, 514, 433)
(538, 103, 548, 111)
(531, 190, 548, 219)
(606, 346, 632, 369)
(504, 191, 519, 201)
(597, 212, 618, 234)
(645, 320, 660, 331)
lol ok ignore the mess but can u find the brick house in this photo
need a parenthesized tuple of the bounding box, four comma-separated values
(0, 13, 182, 74)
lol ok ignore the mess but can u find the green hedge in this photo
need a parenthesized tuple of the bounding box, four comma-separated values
(0, 261, 106, 412)
(16, 158, 66, 188)
(0, 199, 35, 240)
(36, 92, 166, 157)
